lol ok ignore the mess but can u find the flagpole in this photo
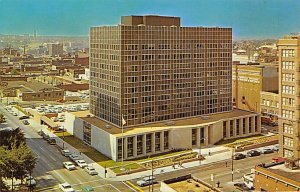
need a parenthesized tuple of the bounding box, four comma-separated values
(121, 114, 124, 169)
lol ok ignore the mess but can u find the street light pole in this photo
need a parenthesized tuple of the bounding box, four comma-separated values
(231, 147, 234, 182)
(62, 126, 65, 149)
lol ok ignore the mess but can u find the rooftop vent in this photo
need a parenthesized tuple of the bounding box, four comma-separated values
(165, 121, 175, 126)
(200, 116, 210, 120)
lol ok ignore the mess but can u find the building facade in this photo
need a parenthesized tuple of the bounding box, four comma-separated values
(90, 15, 233, 127)
(47, 43, 64, 57)
(277, 36, 300, 159)
(232, 63, 278, 113)
(73, 108, 260, 161)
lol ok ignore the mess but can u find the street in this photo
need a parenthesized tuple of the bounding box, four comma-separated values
(0, 104, 136, 192)
(132, 149, 277, 191)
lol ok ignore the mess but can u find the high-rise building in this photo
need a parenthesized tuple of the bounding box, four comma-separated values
(90, 15, 233, 128)
(277, 35, 300, 160)
(47, 42, 64, 57)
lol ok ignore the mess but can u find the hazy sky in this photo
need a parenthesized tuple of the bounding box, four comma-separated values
(0, 0, 299, 39)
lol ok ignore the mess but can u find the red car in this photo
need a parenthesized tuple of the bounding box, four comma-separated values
(272, 157, 286, 163)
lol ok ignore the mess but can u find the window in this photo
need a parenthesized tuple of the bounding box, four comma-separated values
(223, 121, 227, 137)
(283, 149, 294, 158)
(282, 109, 295, 119)
(83, 122, 91, 145)
(282, 85, 295, 95)
(230, 120, 234, 137)
(164, 131, 169, 150)
(127, 137, 134, 157)
(282, 61, 295, 69)
(282, 49, 295, 57)
(236, 119, 240, 135)
(192, 129, 197, 145)
(283, 123, 293, 134)
(155, 132, 161, 151)
(282, 97, 295, 106)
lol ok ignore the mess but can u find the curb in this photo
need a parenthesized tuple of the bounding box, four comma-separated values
(125, 181, 144, 192)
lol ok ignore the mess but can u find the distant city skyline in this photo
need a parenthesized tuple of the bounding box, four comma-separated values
(0, 0, 299, 39)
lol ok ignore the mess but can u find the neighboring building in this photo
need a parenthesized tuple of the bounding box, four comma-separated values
(47, 43, 64, 57)
(277, 35, 300, 160)
(260, 91, 279, 122)
(254, 163, 300, 191)
(160, 174, 221, 192)
(232, 63, 279, 113)
(90, 15, 233, 128)
(0, 81, 64, 101)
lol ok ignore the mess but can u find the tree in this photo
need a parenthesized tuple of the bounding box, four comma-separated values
(0, 113, 5, 123)
(0, 142, 36, 189)
(0, 127, 25, 148)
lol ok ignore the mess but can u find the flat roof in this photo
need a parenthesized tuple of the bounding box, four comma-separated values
(168, 179, 210, 192)
(3, 81, 62, 92)
(80, 108, 257, 137)
(264, 164, 300, 184)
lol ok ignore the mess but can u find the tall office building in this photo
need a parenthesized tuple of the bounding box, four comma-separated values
(47, 42, 64, 57)
(277, 35, 300, 160)
(90, 15, 233, 128)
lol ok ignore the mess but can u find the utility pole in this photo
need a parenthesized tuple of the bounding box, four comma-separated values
(151, 160, 154, 192)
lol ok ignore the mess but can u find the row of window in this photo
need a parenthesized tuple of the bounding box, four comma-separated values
(281, 49, 295, 57)
(282, 73, 295, 82)
(282, 61, 295, 69)
(282, 85, 295, 95)
(282, 109, 295, 119)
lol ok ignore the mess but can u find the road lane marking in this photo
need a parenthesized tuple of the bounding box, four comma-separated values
(108, 184, 122, 192)
(49, 154, 57, 162)
(72, 178, 106, 186)
(125, 181, 143, 192)
(123, 181, 138, 192)
(40, 147, 45, 151)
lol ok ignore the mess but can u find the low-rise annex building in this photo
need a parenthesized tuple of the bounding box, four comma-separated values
(70, 108, 260, 161)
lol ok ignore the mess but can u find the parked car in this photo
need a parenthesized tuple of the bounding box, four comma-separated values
(233, 153, 246, 160)
(247, 150, 261, 157)
(69, 154, 80, 162)
(19, 115, 29, 120)
(81, 186, 94, 192)
(48, 138, 56, 145)
(63, 162, 76, 171)
(272, 157, 286, 163)
(260, 148, 274, 154)
(270, 145, 279, 152)
(25, 175, 37, 187)
(85, 167, 98, 176)
(12, 112, 18, 116)
(137, 176, 158, 187)
(9, 102, 18, 105)
(61, 149, 72, 157)
(59, 183, 75, 192)
(22, 120, 30, 125)
(75, 160, 88, 168)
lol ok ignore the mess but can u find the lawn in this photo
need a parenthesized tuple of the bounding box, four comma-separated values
(215, 134, 264, 146)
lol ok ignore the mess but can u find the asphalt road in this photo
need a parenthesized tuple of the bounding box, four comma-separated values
(0, 104, 136, 192)
(132, 149, 278, 192)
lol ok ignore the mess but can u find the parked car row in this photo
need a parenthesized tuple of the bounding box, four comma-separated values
(233, 145, 279, 160)
(61, 149, 98, 175)
(38, 130, 56, 145)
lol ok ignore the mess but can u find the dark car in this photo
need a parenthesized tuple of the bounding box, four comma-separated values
(261, 148, 274, 154)
(47, 138, 56, 145)
(247, 150, 261, 157)
(233, 153, 246, 160)
(19, 116, 29, 120)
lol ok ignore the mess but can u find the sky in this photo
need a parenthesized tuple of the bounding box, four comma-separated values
(0, 0, 299, 39)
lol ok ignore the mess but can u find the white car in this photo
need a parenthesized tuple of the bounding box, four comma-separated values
(69, 154, 80, 162)
(75, 160, 88, 168)
(85, 167, 98, 175)
(61, 149, 72, 157)
(63, 162, 76, 170)
(59, 183, 75, 192)
(25, 175, 37, 187)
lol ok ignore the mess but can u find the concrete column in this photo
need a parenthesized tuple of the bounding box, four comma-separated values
(133, 135, 137, 157)
(151, 132, 155, 153)
(251, 116, 255, 133)
(196, 128, 200, 147)
(124, 137, 128, 159)
(239, 118, 242, 136)
(257, 115, 262, 133)
(226, 120, 230, 138)
(142, 134, 146, 155)
(245, 117, 249, 135)
(204, 126, 209, 145)
(233, 119, 237, 137)
(160, 131, 164, 151)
